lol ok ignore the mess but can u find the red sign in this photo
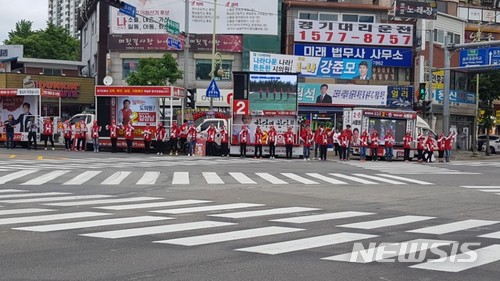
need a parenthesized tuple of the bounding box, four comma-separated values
(108, 34, 185, 51)
(363, 110, 416, 119)
(261, 110, 297, 116)
(137, 112, 156, 123)
(95, 86, 185, 97)
(189, 34, 243, 53)
(0, 89, 17, 96)
(41, 89, 61, 98)
(233, 100, 248, 115)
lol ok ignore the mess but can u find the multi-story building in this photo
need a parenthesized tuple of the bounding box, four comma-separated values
(48, 0, 84, 38)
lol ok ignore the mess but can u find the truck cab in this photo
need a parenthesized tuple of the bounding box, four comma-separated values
(196, 118, 230, 154)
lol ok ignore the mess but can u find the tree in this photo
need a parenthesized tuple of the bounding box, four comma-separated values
(477, 71, 500, 155)
(3, 21, 80, 61)
(125, 53, 183, 86)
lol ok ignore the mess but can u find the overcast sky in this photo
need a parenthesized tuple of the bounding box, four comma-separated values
(0, 0, 48, 43)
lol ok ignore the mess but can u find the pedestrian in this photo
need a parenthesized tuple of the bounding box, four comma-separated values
(206, 124, 217, 156)
(125, 123, 134, 153)
(267, 125, 277, 159)
(27, 117, 38, 150)
(106, 119, 119, 153)
(424, 133, 435, 163)
(219, 125, 229, 157)
(300, 125, 313, 161)
(187, 122, 197, 156)
(284, 126, 295, 159)
(437, 133, 445, 163)
(342, 125, 353, 160)
(63, 120, 71, 151)
(313, 125, 323, 160)
(169, 121, 179, 156)
(384, 130, 395, 161)
(254, 125, 263, 158)
(76, 120, 87, 151)
(444, 131, 455, 162)
(319, 126, 329, 161)
(91, 120, 101, 152)
(370, 129, 379, 161)
(4, 114, 16, 149)
(403, 131, 413, 162)
(179, 121, 188, 154)
(143, 123, 152, 154)
(43, 117, 55, 151)
(359, 130, 369, 162)
(333, 128, 340, 156)
(155, 122, 166, 155)
(239, 125, 249, 157)
(416, 132, 426, 163)
(339, 130, 348, 161)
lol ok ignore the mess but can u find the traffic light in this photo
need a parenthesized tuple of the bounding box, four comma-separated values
(423, 100, 432, 117)
(107, 0, 125, 9)
(418, 82, 426, 101)
(186, 88, 196, 109)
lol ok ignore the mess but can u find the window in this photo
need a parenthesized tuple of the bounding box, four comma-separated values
(43, 68, 62, 76)
(359, 15, 375, 23)
(454, 34, 461, 44)
(298, 12, 318, 20)
(319, 13, 338, 21)
(122, 59, 140, 79)
(342, 14, 358, 22)
(341, 14, 375, 23)
(434, 29, 445, 43)
(195, 59, 232, 81)
(83, 27, 87, 45)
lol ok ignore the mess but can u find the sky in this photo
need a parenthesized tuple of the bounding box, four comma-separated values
(0, 0, 48, 43)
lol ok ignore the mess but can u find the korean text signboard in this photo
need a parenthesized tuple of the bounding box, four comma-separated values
(298, 83, 387, 106)
(395, 0, 438, 20)
(459, 47, 500, 67)
(294, 19, 413, 47)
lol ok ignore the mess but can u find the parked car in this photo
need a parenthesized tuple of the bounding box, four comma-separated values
(477, 134, 500, 151)
(482, 138, 500, 154)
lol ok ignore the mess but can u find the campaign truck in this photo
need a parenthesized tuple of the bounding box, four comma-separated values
(68, 85, 184, 150)
(344, 107, 433, 160)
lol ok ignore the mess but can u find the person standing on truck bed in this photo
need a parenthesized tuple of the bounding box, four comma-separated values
(106, 120, 119, 153)
(267, 125, 277, 159)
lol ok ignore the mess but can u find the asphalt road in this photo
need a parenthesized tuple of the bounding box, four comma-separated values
(0, 149, 499, 281)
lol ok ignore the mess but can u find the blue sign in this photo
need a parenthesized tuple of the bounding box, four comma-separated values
(387, 86, 414, 109)
(206, 79, 221, 98)
(314, 58, 372, 80)
(459, 47, 500, 67)
(433, 89, 475, 104)
(293, 43, 413, 67)
(167, 37, 182, 50)
(119, 2, 137, 17)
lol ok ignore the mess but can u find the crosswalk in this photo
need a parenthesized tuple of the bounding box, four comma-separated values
(0, 189, 499, 273)
(449, 161, 500, 169)
(344, 161, 481, 175)
(0, 170, 435, 186)
(460, 185, 500, 197)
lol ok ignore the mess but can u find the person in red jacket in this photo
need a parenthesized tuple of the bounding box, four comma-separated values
(416, 132, 426, 163)
(143, 123, 153, 154)
(339, 130, 349, 161)
(125, 123, 135, 153)
(169, 122, 180, 156)
(106, 119, 119, 153)
(239, 125, 250, 157)
(91, 120, 101, 153)
(63, 120, 72, 151)
(254, 126, 264, 158)
(300, 125, 313, 161)
(403, 131, 413, 162)
(359, 130, 369, 162)
(384, 130, 395, 161)
(43, 117, 55, 151)
(437, 133, 446, 162)
(206, 124, 217, 156)
(370, 129, 380, 161)
(444, 131, 455, 162)
(313, 125, 323, 160)
(424, 133, 436, 163)
(220, 125, 229, 157)
(284, 126, 295, 159)
(187, 122, 197, 156)
(179, 121, 188, 155)
(319, 127, 330, 161)
(267, 125, 277, 159)
(76, 120, 87, 152)
(155, 122, 166, 155)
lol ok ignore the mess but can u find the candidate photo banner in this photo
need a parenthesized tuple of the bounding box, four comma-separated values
(293, 43, 413, 67)
(0, 95, 38, 133)
(112, 97, 158, 138)
(294, 19, 413, 47)
(231, 115, 298, 145)
(298, 83, 387, 106)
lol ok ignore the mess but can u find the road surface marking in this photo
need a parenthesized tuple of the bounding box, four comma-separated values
(210, 207, 321, 219)
(0, 189, 27, 193)
(44, 197, 162, 207)
(20, 170, 70, 185)
(479, 231, 500, 239)
(353, 174, 407, 185)
(407, 219, 499, 235)
(0, 192, 70, 200)
(96, 200, 211, 210)
(202, 172, 224, 184)
(172, 172, 190, 184)
(306, 173, 348, 184)
(235, 232, 377, 255)
(63, 171, 103, 185)
(80, 221, 236, 239)
(329, 173, 377, 184)
(0, 212, 110, 226)
(375, 174, 434, 185)
(136, 172, 160, 185)
(0, 170, 39, 184)
(101, 171, 131, 185)
(478, 189, 500, 192)
(0, 194, 114, 204)
(0, 208, 55, 216)
(229, 172, 257, 184)
(255, 173, 288, 184)
(339, 215, 436, 229)
(271, 211, 376, 224)
(152, 203, 264, 214)
(281, 173, 318, 184)
(461, 186, 500, 189)
(156, 226, 304, 246)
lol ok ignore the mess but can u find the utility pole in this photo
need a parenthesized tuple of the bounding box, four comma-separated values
(182, 0, 190, 122)
(443, 35, 451, 134)
(427, 21, 434, 126)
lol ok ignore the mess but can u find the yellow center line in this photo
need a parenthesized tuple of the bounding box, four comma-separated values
(9, 155, 16, 159)
(37, 156, 44, 160)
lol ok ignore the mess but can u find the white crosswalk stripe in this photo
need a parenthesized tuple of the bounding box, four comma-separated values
(479, 230, 500, 239)
(96, 200, 212, 210)
(152, 203, 264, 215)
(407, 219, 499, 235)
(270, 211, 376, 224)
(21, 170, 70, 185)
(44, 197, 162, 207)
(0, 212, 110, 226)
(172, 172, 190, 184)
(0, 208, 55, 216)
(210, 207, 321, 219)
(281, 173, 318, 184)
(353, 174, 407, 185)
(329, 173, 377, 184)
(229, 172, 257, 184)
(155, 226, 304, 246)
(63, 171, 102, 185)
(0, 195, 114, 204)
(306, 173, 348, 184)
(202, 172, 224, 184)
(136, 172, 160, 185)
(255, 173, 288, 184)
(344, 161, 481, 175)
(338, 215, 436, 229)
(0, 192, 70, 199)
(0, 189, 27, 193)
(375, 174, 434, 185)
(101, 171, 131, 185)
(0, 170, 38, 184)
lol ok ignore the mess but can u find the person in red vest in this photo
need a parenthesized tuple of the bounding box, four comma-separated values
(63, 120, 72, 151)
(187, 122, 197, 156)
(284, 126, 295, 159)
(359, 130, 369, 162)
(339, 130, 349, 161)
(313, 125, 323, 160)
(220, 125, 229, 157)
(76, 120, 87, 152)
(370, 129, 380, 161)
(424, 133, 436, 163)
(155, 122, 166, 155)
(91, 120, 102, 153)
(125, 123, 135, 153)
(267, 125, 277, 159)
(300, 125, 313, 161)
(106, 119, 119, 153)
(239, 125, 250, 157)
(403, 131, 413, 162)
(43, 117, 55, 151)
(206, 124, 217, 156)
(444, 131, 455, 162)
(169, 122, 180, 156)
(319, 126, 330, 161)
(143, 123, 153, 154)
(437, 133, 446, 162)
(342, 124, 353, 160)
(179, 121, 189, 155)
(254, 125, 263, 158)
(384, 129, 395, 161)
(416, 132, 426, 163)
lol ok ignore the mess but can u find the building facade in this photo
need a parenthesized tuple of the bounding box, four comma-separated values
(49, 0, 84, 38)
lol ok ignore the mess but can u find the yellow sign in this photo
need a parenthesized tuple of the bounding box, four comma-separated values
(432, 70, 444, 90)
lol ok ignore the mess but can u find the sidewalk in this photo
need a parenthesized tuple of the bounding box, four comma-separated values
(451, 150, 500, 161)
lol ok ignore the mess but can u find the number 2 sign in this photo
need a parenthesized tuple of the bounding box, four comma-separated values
(233, 100, 248, 115)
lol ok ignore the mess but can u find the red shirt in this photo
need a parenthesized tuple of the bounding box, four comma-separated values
(403, 135, 413, 149)
(267, 129, 277, 143)
(188, 126, 197, 141)
(342, 129, 353, 144)
(284, 131, 295, 145)
(220, 129, 228, 143)
(370, 133, 379, 148)
(437, 136, 446, 151)
(107, 124, 118, 139)
(239, 129, 250, 144)
(156, 127, 166, 141)
(170, 126, 179, 139)
(143, 127, 153, 141)
(301, 130, 313, 147)
(425, 138, 435, 151)
(417, 135, 426, 150)
(63, 124, 72, 138)
(120, 108, 132, 126)
(255, 130, 263, 145)
(207, 127, 217, 142)
(360, 134, 369, 147)
(314, 129, 322, 143)
(125, 125, 134, 140)
(91, 125, 100, 138)
(385, 134, 395, 148)
(43, 122, 53, 136)
(179, 123, 188, 138)
(78, 123, 87, 139)
(445, 134, 454, 150)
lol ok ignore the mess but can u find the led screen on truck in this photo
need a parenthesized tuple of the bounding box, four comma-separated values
(368, 118, 407, 146)
(248, 73, 298, 114)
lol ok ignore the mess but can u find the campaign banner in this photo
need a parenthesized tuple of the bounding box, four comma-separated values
(250, 52, 372, 79)
(293, 44, 413, 67)
(110, 0, 278, 35)
(231, 115, 298, 145)
(294, 19, 413, 47)
(96, 86, 184, 97)
(189, 34, 243, 53)
(108, 34, 185, 51)
(297, 83, 387, 106)
(0, 95, 38, 133)
(111, 96, 158, 138)
(433, 89, 475, 104)
(248, 73, 298, 114)
(387, 86, 414, 109)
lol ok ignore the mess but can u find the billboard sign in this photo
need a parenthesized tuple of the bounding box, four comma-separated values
(298, 83, 387, 106)
(189, 34, 243, 52)
(95, 86, 185, 97)
(108, 34, 185, 51)
(248, 73, 298, 115)
(395, 0, 438, 20)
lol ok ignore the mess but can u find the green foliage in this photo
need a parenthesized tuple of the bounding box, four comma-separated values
(3, 21, 80, 61)
(125, 53, 183, 86)
(476, 71, 500, 155)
